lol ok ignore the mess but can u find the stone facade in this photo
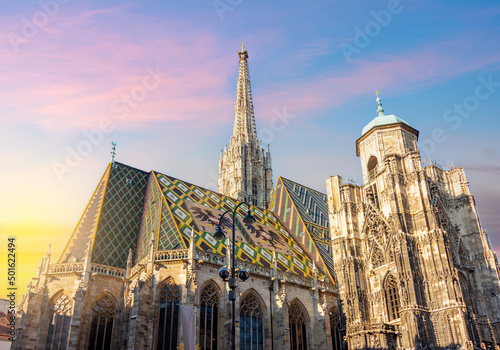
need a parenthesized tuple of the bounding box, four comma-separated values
(218, 45, 273, 209)
(14, 238, 338, 349)
(326, 98, 500, 350)
(12, 52, 500, 350)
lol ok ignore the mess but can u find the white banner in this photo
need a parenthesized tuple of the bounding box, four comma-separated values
(180, 305, 195, 350)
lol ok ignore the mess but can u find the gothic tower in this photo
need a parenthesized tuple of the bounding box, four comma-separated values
(326, 93, 500, 349)
(218, 44, 273, 208)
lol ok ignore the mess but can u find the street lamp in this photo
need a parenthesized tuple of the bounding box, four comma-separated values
(213, 201, 255, 350)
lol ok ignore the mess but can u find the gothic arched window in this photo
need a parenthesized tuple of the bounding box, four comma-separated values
(87, 294, 116, 350)
(45, 292, 72, 350)
(199, 283, 219, 350)
(385, 274, 400, 321)
(367, 156, 378, 181)
(252, 179, 258, 206)
(157, 279, 181, 350)
(289, 302, 308, 350)
(329, 307, 342, 350)
(240, 293, 263, 350)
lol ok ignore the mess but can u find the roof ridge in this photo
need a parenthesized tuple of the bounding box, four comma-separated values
(279, 176, 327, 196)
(113, 161, 150, 174)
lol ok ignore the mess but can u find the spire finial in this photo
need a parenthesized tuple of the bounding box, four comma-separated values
(238, 43, 248, 62)
(374, 90, 385, 117)
(111, 141, 116, 163)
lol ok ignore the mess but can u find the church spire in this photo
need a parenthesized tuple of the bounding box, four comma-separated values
(232, 44, 257, 142)
(218, 45, 273, 209)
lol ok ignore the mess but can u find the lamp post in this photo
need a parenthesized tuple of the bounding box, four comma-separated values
(214, 201, 255, 350)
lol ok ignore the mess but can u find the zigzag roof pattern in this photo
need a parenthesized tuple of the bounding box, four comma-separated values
(59, 162, 323, 278)
(271, 177, 335, 282)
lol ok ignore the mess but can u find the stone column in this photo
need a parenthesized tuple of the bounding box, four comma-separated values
(67, 282, 86, 349)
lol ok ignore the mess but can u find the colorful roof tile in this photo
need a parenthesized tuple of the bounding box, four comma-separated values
(155, 172, 317, 278)
(91, 163, 149, 268)
(271, 177, 335, 282)
(59, 163, 323, 278)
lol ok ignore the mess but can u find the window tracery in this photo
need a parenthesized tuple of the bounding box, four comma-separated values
(199, 283, 219, 350)
(329, 307, 342, 350)
(88, 294, 115, 350)
(157, 280, 181, 350)
(289, 302, 308, 350)
(240, 293, 263, 350)
(45, 292, 72, 350)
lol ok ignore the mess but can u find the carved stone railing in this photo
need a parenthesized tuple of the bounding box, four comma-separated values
(277, 271, 313, 287)
(155, 249, 189, 261)
(318, 280, 337, 293)
(91, 263, 125, 278)
(48, 262, 125, 278)
(195, 250, 225, 265)
(235, 260, 272, 277)
(197, 250, 273, 278)
(48, 262, 84, 274)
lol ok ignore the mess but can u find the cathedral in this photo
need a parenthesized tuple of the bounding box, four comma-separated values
(13, 46, 500, 350)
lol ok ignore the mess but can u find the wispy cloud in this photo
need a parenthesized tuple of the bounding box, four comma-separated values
(0, 10, 237, 132)
(255, 36, 500, 120)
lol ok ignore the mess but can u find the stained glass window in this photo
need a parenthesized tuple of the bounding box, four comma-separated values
(289, 302, 308, 350)
(88, 295, 115, 350)
(157, 280, 181, 350)
(45, 292, 72, 350)
(240, 293, 263, 350)
(330, 307, 342, 350)
(199, 283, 219, 350)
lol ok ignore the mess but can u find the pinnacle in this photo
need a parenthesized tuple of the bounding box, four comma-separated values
(232, 46, 257, 142)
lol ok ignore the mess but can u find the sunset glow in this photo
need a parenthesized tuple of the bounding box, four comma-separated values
(1, 0, 500, 300)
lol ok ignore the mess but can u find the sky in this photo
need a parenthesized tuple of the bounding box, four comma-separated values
(0, 0, 499, 300)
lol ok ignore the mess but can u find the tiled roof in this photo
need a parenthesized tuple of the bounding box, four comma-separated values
(271, 177, 335, 282)
(280, 177, 329, 228)
(59, 163, 321, 278)
(154, 172, 317, 278)
(90, 163, 149, 268)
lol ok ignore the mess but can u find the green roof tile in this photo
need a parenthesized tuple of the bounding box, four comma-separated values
(361, 114, 409, 136)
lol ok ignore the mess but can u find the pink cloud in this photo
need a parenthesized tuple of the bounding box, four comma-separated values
(1, 7, 499, 137)
(0, 10, 238, 132)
